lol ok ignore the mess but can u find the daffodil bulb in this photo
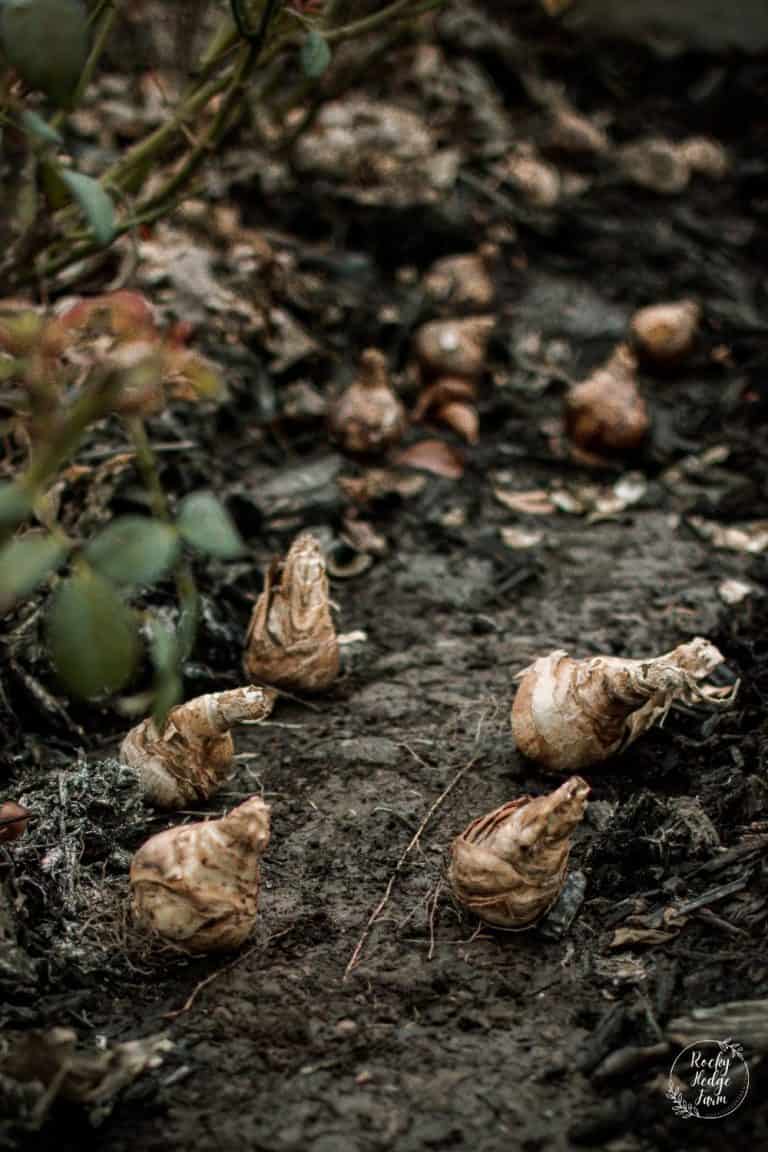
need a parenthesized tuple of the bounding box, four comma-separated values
(564, 343, 648, 458)
(630, 299, 700, 365)
(130, 796, 270, 953)
(512, 637, 737, 772)
(121, 686, 276, 809)
(244, 532, 340, 693)
(449, 776, 589, 928)
(328, 348, 406, 455)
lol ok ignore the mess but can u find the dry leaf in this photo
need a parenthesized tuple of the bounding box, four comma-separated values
(688, 516, 768, 554)
(610, 926, 678, 948)
(494, 488, 555, 515)
(500, 526, 543, 549)
(393, 439, 465, 478)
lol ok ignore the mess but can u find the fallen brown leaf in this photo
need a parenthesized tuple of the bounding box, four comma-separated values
(394, 439, 465, 479)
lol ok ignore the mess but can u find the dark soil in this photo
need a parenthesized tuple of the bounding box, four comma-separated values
(2, 5, 768, 1151)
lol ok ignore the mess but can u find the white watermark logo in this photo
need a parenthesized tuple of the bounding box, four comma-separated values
(666, 1038, 749, 1120)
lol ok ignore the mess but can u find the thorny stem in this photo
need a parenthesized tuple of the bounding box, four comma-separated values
(126, 419, 199, 660)
(135, 42, 257, 219)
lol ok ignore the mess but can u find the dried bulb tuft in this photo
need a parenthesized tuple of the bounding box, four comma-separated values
(564, 343, 648, 459)
(449, 777, 589, 928)
(328, 348, 406, 455)
(120, 687, 276, 810)
(511, 638, 738, 772)
(130, 796, 270, 953)
(630, 299, 700, 365)
(244, 532, 340, 693)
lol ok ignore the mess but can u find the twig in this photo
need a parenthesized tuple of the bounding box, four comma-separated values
(163, 925, 294, 1020)
(162, 945, 259, 1020)
(344, 755, 477, 980)
(427, 879, 443, 961)
(127, 418, 198, 660)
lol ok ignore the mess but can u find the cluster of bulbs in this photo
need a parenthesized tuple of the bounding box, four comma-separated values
(121, 535, 736, 953)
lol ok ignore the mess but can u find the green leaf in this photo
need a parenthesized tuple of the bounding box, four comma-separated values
(148, 617, 182, 725)
(47, 569, 140, 699)
(60, 170, 116, 246)
(300, 29, 331, 78)
(1, 0, 89, 109)
(84, 517, 179, 588)
(177, 491, 244, 559)
(0, 483, 31, 537)
(19, 108, 62, 147)
(0, 533, 67, 613)
(40, 157, 70, 210)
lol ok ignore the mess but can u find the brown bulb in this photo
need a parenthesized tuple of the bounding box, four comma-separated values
(449, 777, 589, 928)
(120, 687, 276, 810)
(512, 638, 737, 772)
(564, 343, 648, 458)
(244, 532, 340, 693)
(423, 250, 496, 312)
(413, 316, 494, 380)
(130, 796, 270, 953)
(630, 299, 700, 366)
(328, 348, 406, 455)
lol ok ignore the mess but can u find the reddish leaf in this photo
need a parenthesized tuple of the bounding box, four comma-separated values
(54, 292, 156, 340)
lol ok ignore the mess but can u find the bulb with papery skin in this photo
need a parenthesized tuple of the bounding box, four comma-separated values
(564, 343, 648, 459)
(328, 348, 406, 455)
(449, 777, 590, 928)
(120, 686, 276, 810)
(630, 300, 700, 365)
(244, 533, 340, 693)
(130, 796, 270, 953)
(511, 637, 738, 772)
(413, 316, 494, 380)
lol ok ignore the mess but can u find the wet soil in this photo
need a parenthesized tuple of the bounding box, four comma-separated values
(2, 5, 768, 1151)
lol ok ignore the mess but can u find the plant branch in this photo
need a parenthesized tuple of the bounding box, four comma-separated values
(325, 0, 444, 44)
(126, 418, 198, 659)
(19, 371, 123, 497)
(12, 0, 446, 288)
